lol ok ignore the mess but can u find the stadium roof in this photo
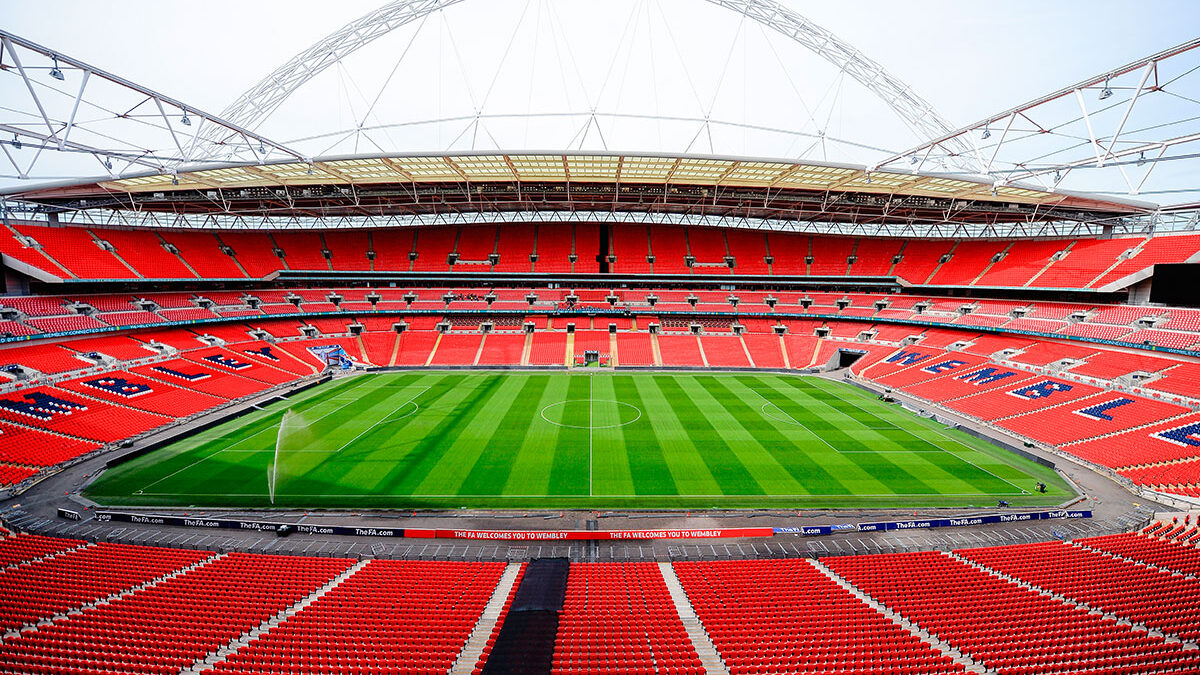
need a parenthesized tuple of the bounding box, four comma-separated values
(5, 151, 1150, 229)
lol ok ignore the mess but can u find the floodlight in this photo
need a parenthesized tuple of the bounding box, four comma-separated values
(11, 134, 20, 150)
(981, 126, 991, 140)
(103, 157, 113, 170)
(171, 174, 179, 186)
(1099, 77, 1112, 100)
(180, 111, 192, 126)
(48, 56, 64, 81)
(1136, 151, 1145, 167)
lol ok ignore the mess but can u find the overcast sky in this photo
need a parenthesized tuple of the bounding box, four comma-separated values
(3, 0, 1199, 195)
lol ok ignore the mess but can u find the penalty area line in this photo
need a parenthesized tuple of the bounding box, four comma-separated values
(807, 378, 1031, 495)
(132, 369, 374, 492)
(330, 385, 431, 455)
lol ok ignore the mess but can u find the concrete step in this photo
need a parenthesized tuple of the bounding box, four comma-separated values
(658, 561, 730, 675)
(449, 562, 523, 675)
(809, 558, 995, 675)
(180, 559, 369, 675)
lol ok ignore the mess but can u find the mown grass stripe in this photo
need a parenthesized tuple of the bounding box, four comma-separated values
(611, 375, 678, 496)
(654, 376, 765, 496)
(631, 375, 722, 495)
(456, 374, 550, 495)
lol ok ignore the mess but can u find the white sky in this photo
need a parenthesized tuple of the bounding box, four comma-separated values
(3, 0, 1199, 199)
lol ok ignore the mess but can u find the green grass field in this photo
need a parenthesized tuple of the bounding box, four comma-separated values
(85, 371, 1073, 509)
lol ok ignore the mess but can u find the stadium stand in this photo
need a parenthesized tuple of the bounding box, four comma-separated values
(826, 550, 1200, 674)
(675, 558, 964, 675)
(0, 533, 84, 568)
(554, 563, 701, 674)
(0, 421, 101, 467)
(0, 464, 38, 485)
(429, 333, 484, 366)
(960, 540, 1200, 643)
(0, 541, 212, 633)
(1082, 528, 1200, 577)
(210, 560, 504, 675)
(0, 385, 170, 442)
(0, 552, 352, 675)
(529, 332, 569, 366)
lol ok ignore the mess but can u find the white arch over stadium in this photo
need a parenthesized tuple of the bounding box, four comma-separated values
(210, 0, 970, 161)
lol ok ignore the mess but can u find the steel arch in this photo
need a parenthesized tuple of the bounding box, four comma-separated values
(209, 0, 968, 159)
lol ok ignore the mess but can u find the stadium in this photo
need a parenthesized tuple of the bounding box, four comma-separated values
(1, 0, 1199, 672)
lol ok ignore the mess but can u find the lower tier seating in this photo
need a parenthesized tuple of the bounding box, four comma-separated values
(0, 542, 212, 633)
(826, 551, 1200, 675)
(553, 563, 700, 675)
(209, 560, 504, 675)
(675, 558, 963, 675)
(959, 541, 1200, 643)
(0, 553, 353, 675)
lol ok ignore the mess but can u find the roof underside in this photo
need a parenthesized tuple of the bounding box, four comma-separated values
(6, 153, 1148, 226)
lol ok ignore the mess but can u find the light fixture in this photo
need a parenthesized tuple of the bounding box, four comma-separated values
(1053, 170, 1062, 184)
(180, 110, 191, 126)
(11, 134, 20, 150)
(307, 164, 314, 175)
(170, 174, 179, 186)
(258, 145, 267, 155)
(981, 126, 991, 140)
(909, 156, 918, 165)
(1136, 151, 1146, 167)
(991, 185, 999, 197)
(48, 55, 64, 81)
(103, 157, 113, 170)
(1099, 76, 1112, 100)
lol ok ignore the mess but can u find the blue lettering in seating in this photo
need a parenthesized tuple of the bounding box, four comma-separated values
(922, 359, 968, 374)
(202, 354, 251, 370)
(244, 346, 279, 361)
(1075, 397, 1134, 421)
(82, 376, 152, 399)
(1009, 380, 1073, 400)
(1154, 422, 1200, 448)
(885, 350, 930, 366)
(0, 392, 87, 420)
(956, 367, 1016, 386)
(152, 365, 211, 381)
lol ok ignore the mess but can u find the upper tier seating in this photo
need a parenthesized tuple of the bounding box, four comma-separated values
(10, 224, 136, 279)
(5, 224, 1196, 287)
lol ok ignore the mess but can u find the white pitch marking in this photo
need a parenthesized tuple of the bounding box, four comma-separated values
(805, 377, 1031, 494)
(329, 386, 431, 455)
(138, 375, 379, 492)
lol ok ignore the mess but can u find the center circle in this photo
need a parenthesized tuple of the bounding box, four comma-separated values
(540, 399, 642, 429)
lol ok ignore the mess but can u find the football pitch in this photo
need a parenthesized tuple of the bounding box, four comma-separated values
(86, 371, 1073, 509)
